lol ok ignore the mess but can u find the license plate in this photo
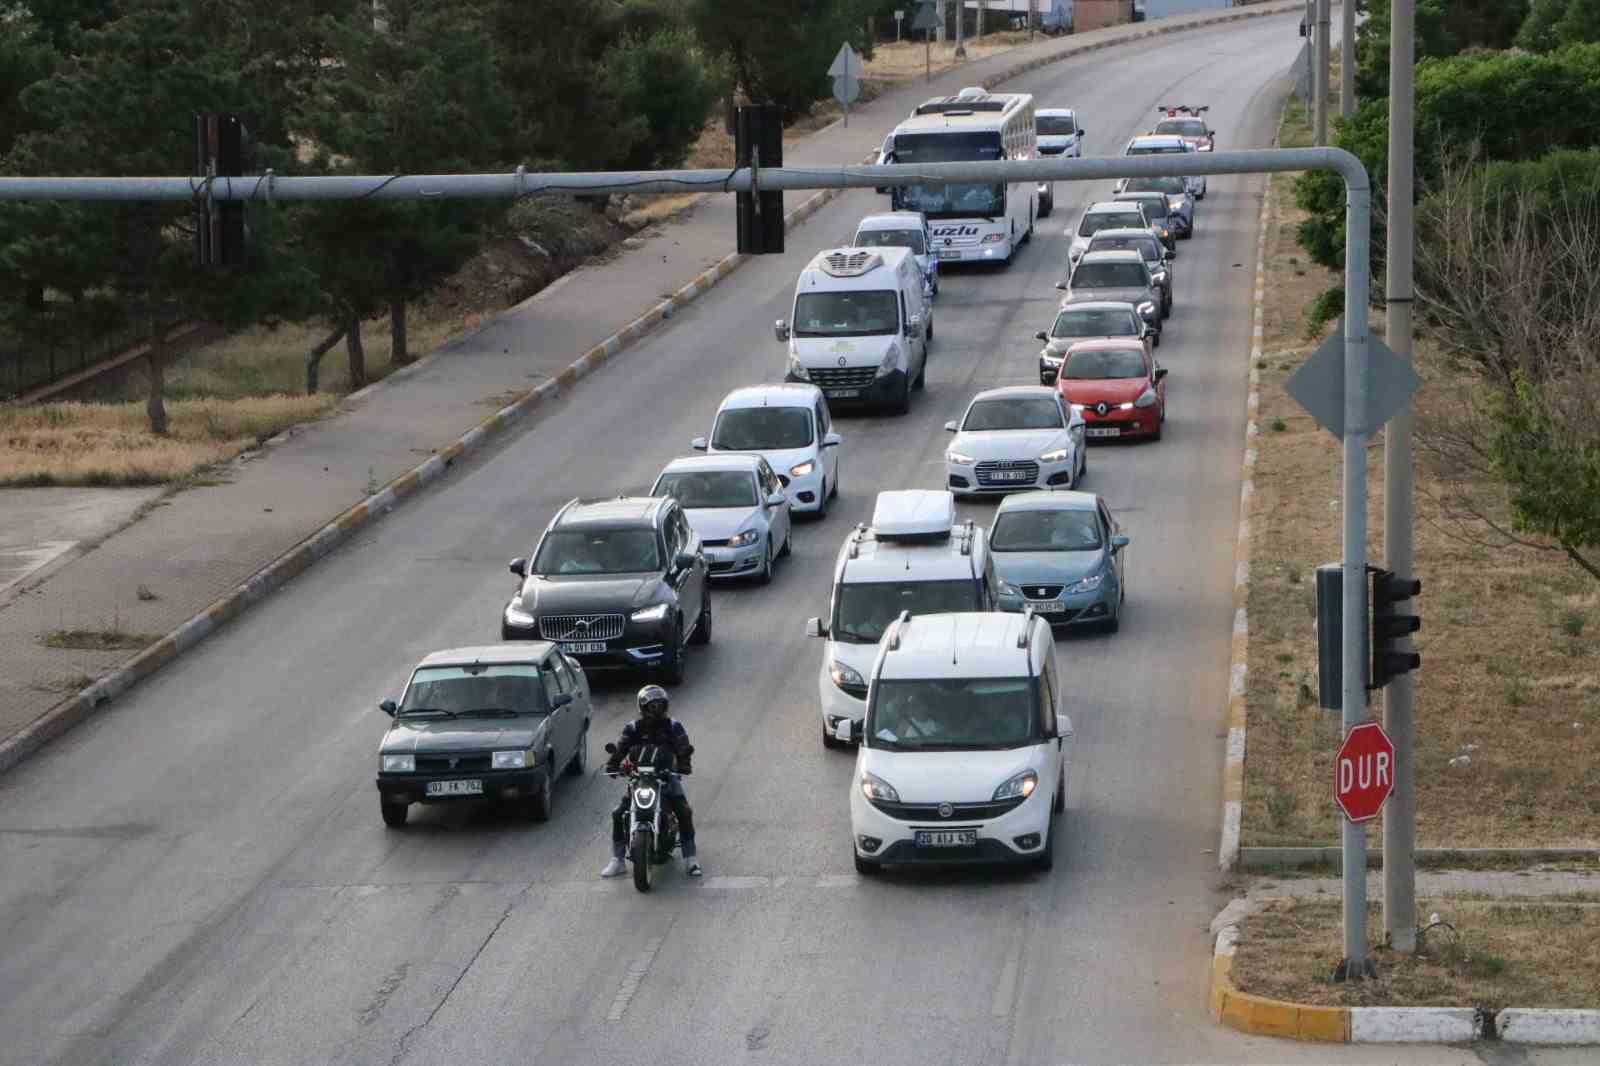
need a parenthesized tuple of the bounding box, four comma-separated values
(989, 470, 1032, 482)
(560, 641, 606, 654)
(1087, 427, 1121, 438)
(427, 779, 482, 796)
(938, 249, 961, 260)
(916, 830, 977, 847)
(827, 388, 860, 399)
(1030, 601, 1067, 613)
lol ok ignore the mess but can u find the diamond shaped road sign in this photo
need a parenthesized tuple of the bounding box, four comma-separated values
(911, 1, 939, 32)
(1285, 325, 1423, 438)
(828, 43, 863, 78)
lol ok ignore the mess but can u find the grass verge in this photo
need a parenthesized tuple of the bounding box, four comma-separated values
(1232, 897, 1600, 1010)
(1240, 92, 1600, 848)
(40, 628, 166, 651)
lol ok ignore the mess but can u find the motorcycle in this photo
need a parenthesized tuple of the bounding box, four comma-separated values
(604, 742, 692, 893)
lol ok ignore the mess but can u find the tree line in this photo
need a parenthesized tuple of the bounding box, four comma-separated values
(0, 0, 880, 429)
(1294, 0, 1600, 585)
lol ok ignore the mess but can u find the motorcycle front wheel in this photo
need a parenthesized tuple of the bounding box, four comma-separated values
(631, 828, 655, 892)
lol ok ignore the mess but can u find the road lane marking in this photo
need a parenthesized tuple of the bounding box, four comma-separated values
(606, 935, 665, 1022)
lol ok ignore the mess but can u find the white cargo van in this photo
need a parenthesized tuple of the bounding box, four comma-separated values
(804, 490, 995, 750)
(775, 247, 932, 415)
(852, 211, 938, 298)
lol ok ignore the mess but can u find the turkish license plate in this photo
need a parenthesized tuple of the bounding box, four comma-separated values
(990, 470, 1032, 482)
(427, 779, 482, 796)
(827, 388, 860, 399)
(1087, 427, 1121, 438)
(916, 830, 977, 847)
(938, 249, 961, 260)
(1031, 601, 1067, 613)
(560, 641, 606, 654)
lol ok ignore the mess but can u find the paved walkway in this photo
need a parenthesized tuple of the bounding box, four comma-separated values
(0, 5, 1303, 750)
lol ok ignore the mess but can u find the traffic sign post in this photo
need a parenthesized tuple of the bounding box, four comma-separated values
(911, 2, 938, 83)
(895, 9, 905, 42)
(829, 43, 863, 127)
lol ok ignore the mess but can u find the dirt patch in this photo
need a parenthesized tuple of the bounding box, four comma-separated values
(1240, 95, 1600, 849)
(39, 628, 165, 652)
(1232, 897, 1600, 1011)
(865, 31, 1035, 81)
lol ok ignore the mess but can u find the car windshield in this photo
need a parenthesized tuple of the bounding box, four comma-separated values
(533, 528, 660, 575)
(1127, 143, 1188, 155)
(1051, 308, 1140, 338)
(1063, 347, 1147, 379)
(793, 291, 900, 337)
(399, 665, 546, 717)
(710, 407, 813, 450)
(1088, 235, 1161, 262)
(1121, 196, 1168, 219)
(854, 228, 926, 255)
(1078, 212, 1144, 236)
(832, 580, 982, 644)
(962, 397, 1064, 431)
(653, 470, 757, 509)
(1037, 115, 1077, 135)
(867, 677, 1038, 751)
(1155, 118, 1208, 137)
(1072, 261, 1148, 288)
(1123, 176, 1187, 196)
(991, 509, 1103, 552)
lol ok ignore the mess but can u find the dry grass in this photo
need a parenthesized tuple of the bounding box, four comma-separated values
(39, 628, 164, 651)
(864, 31, 1035, 80)
(0, 394, 335, 486)
(1232, 897, 1600, 1010)
(1240, 96, 1600, 849)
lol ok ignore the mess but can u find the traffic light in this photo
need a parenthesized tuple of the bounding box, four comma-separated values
(1370, 568, 1421, 689)
(193, 112, 255, 268)
(735, 104, 784, 255)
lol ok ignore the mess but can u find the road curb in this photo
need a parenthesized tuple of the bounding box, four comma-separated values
(1240, 845, 1600, 870)
(0, 0, 1307, 777)
(1498, 1010, 1600, 1046)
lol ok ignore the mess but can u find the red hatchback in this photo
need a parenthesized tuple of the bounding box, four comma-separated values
(1054, 339, 1168, 441)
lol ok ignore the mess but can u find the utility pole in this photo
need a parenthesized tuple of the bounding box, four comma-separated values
(1314, 0, 1330, 144)
(1341, 0, 1355, 117)
(956, 0, 967, 59)
(937, 0, 946, 44)
(1383, 0, 1418, 956)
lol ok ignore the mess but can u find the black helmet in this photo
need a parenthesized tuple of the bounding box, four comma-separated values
(637, 684, 670, 719)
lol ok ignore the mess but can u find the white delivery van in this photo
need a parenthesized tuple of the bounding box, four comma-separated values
(776, 247, 932, 415)
(852, 211, 938, 298)
(804, 490, 995, 750)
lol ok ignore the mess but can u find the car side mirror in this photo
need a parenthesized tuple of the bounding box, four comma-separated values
(674, 551, 696, 571)
(604, 742, 618, 755)
(805, 615, 828, 638)
(1054, 281, 1067, 291)
(904, 314, 923, 336)
(509, 557, 527, 577)
(1055, 712, 1073, 739)
(379, 699, 397, 717)
(774, 319, 790, 343)
(1162, 251, 1174, 262)
(944, 420, 958, 433)
(1155, 367, 1169, 381)
(550, 692, 573, 709)
(823, 431, 842, 448)
(1111, 534, 1130, 552)
(1034, 330, 1048, 341)
(766, 491, 787, 508)
(690, 436, 708, 451)
(833, 719, 854, 744)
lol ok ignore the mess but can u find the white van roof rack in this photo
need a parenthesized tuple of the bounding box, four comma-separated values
(872, 490, 954, 541)
(886, 608, 913, 650)
(820, 250, 884, 277)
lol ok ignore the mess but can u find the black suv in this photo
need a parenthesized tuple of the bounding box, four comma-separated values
(502, 497, 711, 684)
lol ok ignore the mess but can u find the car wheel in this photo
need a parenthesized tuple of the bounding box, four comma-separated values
(1040, 191, 1053, 218)
(525, 768, 553, 822)
(891, 375, 911, 415)
(689, 592, 712, 645)
(1161, 298, 1171, 320)
(1103, 606, 1121, 635)
(779, 525, 792, 558)
(660, 618, 686, 684)
(755, 542, 773, 585)
(815, 479, 830, 520)
(1054, 776, 1066, 814)
(914, 359, 926, 390)
(381, 798, 408, 828)
(566, 724, 588, 777)
(1032, 821, 1055, 872)
(854, 849, 883, 876)
(1151, 422, 1163, 443)
(1151, 330, 1161, 348)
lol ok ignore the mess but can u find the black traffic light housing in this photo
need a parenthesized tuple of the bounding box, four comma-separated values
(735, 104, 784, 255)
(194, 112, 255, 268)
(1370, 567, 1421, 690)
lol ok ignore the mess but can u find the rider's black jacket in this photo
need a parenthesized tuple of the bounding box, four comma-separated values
(604, 716, 693, 775)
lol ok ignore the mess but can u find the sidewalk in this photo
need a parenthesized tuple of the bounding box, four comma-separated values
(0, 3, 1305, 760)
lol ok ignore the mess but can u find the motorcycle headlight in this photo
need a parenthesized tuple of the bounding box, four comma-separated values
(947, 450, 976, 465)
(381, 754, 414, 773)
(503, 598, 534, 627)
(634, 786, 657, 808)
(829, 659, 866, 691)
(860, 771, 900, 802)
(875, 345, 900, 377)
(1134, 387, 1159, 408)
(1137, 301, 1157, 317)
(994, 770, 1038, 801)
(492, 750, 532, 770)
(1039, 447, 1071, 463)
(726, 528, 760, 548)
(1066, 573, 1104, 594)
(789, 459, 816, 479)
(631, 603, 670, 623)
(787, 356, 811, 381)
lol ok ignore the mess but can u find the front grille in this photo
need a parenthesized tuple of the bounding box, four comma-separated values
(869, 797, 1026, 822)
(975, 459, 1039, 486)
(1038, 146, 1066, 155)
(709, 560, 736, 573)
(1085, 418, 1142, 432)
(702, 538, 730, 548)
(537, 612, 625, 641)
(416, 754, 492, 773)
(809, 366, 877, 389)
(1022, 584, 1064, 599)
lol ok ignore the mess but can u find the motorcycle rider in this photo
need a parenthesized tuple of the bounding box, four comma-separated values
(601, 685, 701, 878)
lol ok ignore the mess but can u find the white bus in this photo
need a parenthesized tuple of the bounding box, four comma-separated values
(885, 88, 1038, 266)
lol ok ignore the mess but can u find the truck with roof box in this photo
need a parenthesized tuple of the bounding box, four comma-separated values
(775, 247, 931, 414)
(804, 490, 996, 750)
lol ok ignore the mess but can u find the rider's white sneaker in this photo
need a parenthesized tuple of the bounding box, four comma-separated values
(684, 858, 703, 877)
(600, 858, 627, 878)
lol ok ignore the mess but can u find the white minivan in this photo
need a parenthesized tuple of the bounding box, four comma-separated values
(852, 211, 938, 298)
(835, 610, 1073, 874)
(776, 247, 932, 415)
(805, 490, 996, 750)
(692, 384, 842, 517)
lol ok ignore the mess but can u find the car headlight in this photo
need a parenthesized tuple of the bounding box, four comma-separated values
(947, 450, 976, 465)
(504, 597, 535, 626)
(789, 459, 816, 478)
(1137, 301, 1157, 317)
(727, 529, 760, 548)
(981, 232, 1005, 243)
(875, 345, 900, 377)
(860, 771, 900, 802)
(631, 603, 670, 623)
(1039, 447, 1072, 463)
(829, 659, 866, 691)
(381, 754, 414, 773)
(998, 579, 1020, 596)
(1134, 387, 1159, 408)
(993, 770, 1037, 801)
(1169, 196, 1185, 210)
(492, 750, 532, 770)
(1066, 573, 1105, 594)
(787, 356, 811, 381)
(1199, 143, 1213, 152)
(1040, 351, 1063, 368)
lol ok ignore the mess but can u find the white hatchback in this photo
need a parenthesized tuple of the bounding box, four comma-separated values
(692, 384, 842, 517)
(835, 611, 1073, 873)
(945, 386, 1086, 497)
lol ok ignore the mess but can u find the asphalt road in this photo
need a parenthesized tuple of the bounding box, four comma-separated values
(1, 14, 1586, 1066)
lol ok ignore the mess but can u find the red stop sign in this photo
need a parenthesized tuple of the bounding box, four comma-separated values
(1334, 720, 1395, 823)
